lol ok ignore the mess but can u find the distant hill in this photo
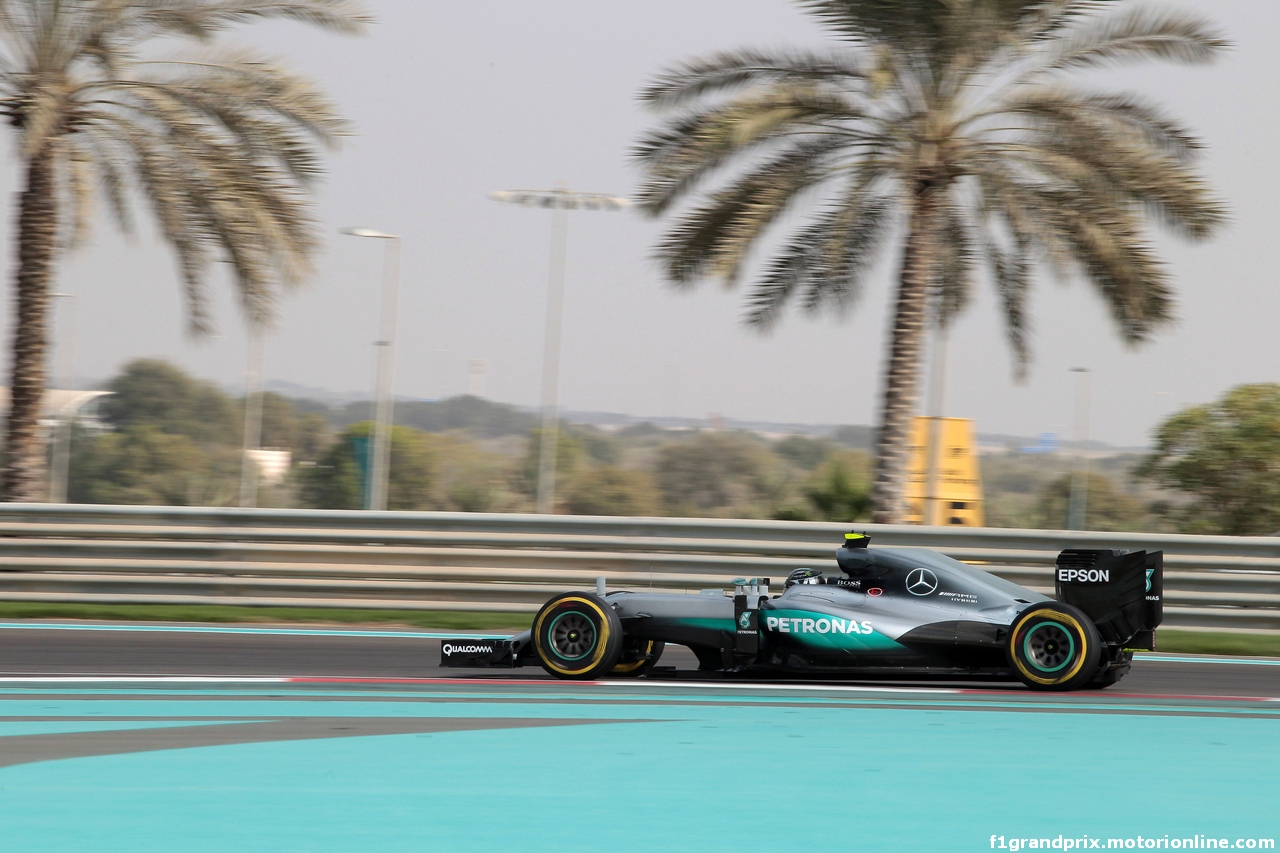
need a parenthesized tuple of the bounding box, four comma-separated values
(293, 394, 538, 439)
(281, 391, 1137, 453)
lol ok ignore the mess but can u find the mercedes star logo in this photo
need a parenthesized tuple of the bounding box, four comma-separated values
(906, 568, 938, 596)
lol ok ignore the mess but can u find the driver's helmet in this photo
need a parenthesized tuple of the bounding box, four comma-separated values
(784, 568, 824, 589)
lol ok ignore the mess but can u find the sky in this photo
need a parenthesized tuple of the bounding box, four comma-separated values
(2, 0, 1277, 447)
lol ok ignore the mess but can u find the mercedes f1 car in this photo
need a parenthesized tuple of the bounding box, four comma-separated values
(440, 533, 1164, 691)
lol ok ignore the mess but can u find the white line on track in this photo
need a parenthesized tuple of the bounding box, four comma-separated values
(596, 680, 962, 694)
(1136, 654, 1280, 667)
(0, 675, 955, 692)
(0, 676, 291, 683)
(0, 622, 504, 640)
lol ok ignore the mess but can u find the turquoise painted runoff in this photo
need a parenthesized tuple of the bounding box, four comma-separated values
(0, 719, 254, 738)
(0, 687, 1277, 852)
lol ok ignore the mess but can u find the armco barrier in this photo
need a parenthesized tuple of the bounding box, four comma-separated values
(0, 505, 1276, 629)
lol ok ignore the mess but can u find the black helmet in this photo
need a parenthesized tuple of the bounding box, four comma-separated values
(784, 568, 824, 589)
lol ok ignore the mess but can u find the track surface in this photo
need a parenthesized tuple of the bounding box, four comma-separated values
(1, 623, 1278, 851)
(2, 621, 1279, 697)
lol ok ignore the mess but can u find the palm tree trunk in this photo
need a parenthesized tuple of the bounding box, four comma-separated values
(2, 146, 59, 502)
(870, 182, 939, 524)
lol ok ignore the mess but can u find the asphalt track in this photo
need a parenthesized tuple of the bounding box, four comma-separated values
(2, 621, 1280, 697)
(1, 623, 1278, 852)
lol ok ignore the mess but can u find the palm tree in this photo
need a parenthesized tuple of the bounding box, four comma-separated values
(0, 0, 369, 501)
(635, 0, 1226, 523)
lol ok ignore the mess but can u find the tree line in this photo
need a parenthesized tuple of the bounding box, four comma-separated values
(66, 359, 882, 520)
(60, 359, 1280, 536)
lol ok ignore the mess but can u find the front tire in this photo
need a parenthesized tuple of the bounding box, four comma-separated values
(1007, 603, 1102, 691)
(532, 593, 623, 680)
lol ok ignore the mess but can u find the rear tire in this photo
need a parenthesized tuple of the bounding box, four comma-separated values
(611, 640, 665, 677)
(1007, 603, 1102, 691)
(532, 593, 623, 680)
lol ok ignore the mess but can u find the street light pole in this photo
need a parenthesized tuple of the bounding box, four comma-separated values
(239, 326, 266, 508)
(924, 322, 948, 526)
(48, 292, 76, 503)
(534, 205, 568, 516)
(490, 187, 628, 514)
(1067, 367, 1092, 530)
(341, 228, 403, 512)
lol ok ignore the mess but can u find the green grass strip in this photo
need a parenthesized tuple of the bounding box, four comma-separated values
(0, 603, 532, 632)
(1155, 629, 1280, 657)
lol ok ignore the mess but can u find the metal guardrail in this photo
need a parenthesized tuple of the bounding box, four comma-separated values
(0, 505, 1276, 630)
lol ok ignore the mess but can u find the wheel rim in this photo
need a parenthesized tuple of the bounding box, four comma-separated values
(1023, 621, 1075, 673)
(548, 611, 597, 661)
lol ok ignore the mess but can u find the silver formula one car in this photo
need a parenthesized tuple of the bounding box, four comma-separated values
(440, 533, 1163, 691)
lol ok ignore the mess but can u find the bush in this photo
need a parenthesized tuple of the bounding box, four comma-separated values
(70, 425, 240, 506)
(298, 422, 436, 510)
(563, 467, 660, 516)
(773, 435, 834, 470)
(1035, 471, 1150, 532)
(772, 450, 872, 522)
(653, 431, 781, 517)
(1138, 384, 1280, 535)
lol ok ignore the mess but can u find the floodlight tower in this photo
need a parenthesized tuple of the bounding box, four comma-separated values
(340, 228, 403, 511)
(1067, 367, 1093, 530)
(490, 187, 628, 514)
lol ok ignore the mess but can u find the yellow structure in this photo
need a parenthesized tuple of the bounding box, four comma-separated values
(905, 417, 985, 526)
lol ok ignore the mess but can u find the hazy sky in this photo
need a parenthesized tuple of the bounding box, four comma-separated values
(3, 0, 1276, 447)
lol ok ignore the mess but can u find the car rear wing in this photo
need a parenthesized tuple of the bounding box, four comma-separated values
(1054, 549, 1163, 650)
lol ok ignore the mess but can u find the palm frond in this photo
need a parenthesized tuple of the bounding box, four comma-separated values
(639, 49, 864, 110)
(78, 133, 135, 234)
(988, 86, 1204, 162)
(634, 83, 866, 215)
(124, 130, 215, 332)
(139, 50, 348, 138)
(1029, 5, 1228, 76)
(1068, 209, 1174, 342)
(993, 129, 1225, 240)
(995, 178, 1176, 342)
(105, 0, 371, 44)
(969, 157, 1073, 277)
(745, 175, 893, 329)
(0, 4, 36, 64)
(80, 72, 324, 328)
(39, 37, 346, 331)
(932, 199, 975, 329)
(93, 49, 348, 186)
(797, 0, 952, 48)
(986, 236, 1031, 377)
(1018, 1, 1108, 43)
(966, 155, 1178, 362)
(652, 136, 847, 287)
